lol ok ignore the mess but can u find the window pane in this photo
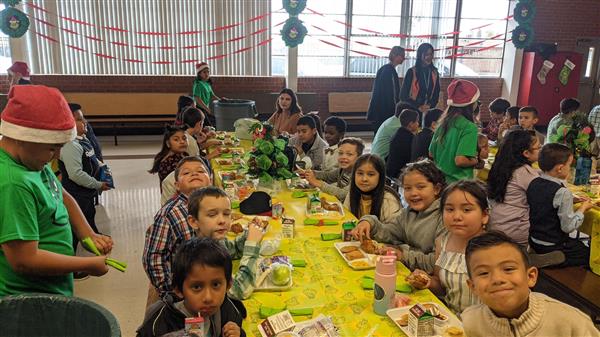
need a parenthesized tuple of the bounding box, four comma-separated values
(298, 56, 344, 76)
(351, 16, 401, 35)
(461, 0, 510, 19)
(456, 57, 502, 77)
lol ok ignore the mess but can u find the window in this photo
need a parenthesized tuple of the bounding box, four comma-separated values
(0, 4, 11, 73)
(272, 0, 510, 77)
(24, 0, 270, 75)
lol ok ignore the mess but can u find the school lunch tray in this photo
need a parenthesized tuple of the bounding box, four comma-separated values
(386, 302, 463, 337)
(334, 241, 376, 270)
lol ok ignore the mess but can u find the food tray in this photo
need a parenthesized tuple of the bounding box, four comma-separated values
(386, 302, 463, 337)
(306, 199, 344, 219)
(255, 257, 293, 292)
(218, 170, 246, 183)
(218, 147, 245, 158)
(334, 242, 376, 270)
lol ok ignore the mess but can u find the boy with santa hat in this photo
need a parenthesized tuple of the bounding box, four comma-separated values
(0, 85, 114, 296)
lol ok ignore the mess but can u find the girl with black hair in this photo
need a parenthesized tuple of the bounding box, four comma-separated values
(487, 130, 540, 246)
(149, 125, 189, 186)
(174, 95, 195, 126)
(192, 62, 224, 127)
(400, 43, 440, 113)
(352, 159, 446, 273)
(345, 154, 402, 223)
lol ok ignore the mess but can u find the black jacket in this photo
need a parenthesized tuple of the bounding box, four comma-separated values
(367, 63, 400, 124)
(410, 128, 434, 161)
(386, 127, 414, 179)
(137, 294, 247, 337)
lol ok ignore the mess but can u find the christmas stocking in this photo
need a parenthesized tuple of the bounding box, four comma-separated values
(536, 60, 554, 85)
(558, 59, 576, 86)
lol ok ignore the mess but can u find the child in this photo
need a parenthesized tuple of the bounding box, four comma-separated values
(474, 133, 489, 170)
(0, 85, 112, 297)
(430, 79, 480, 183)
(526, 143, 593, 266)
(371, 101, 414, 160)
(406, 180, 488, 314)
(508, 106, 545, 144)
(69, 103, 103, 161)
(302, 137, 364, 202)
(174, 95, 195, 126)
(386, 108, 420, 178)
(322, 116, 347, 171)
(463, 231, 599, 337)
(546, 98, 580, 144)
(344, 155, 399, 222)
(193, 62, 223, 127)
(352, 159, 446, 273)
(268, 88, 304, 136)
(188, 186, 264, 300)
(149, 125, 189, 186)
(497, 106, 520, 142)
(143, 157, 213, 298)
(482, 98, 510, 142)
(181, 107, 222, 158)
(59, 105, 111, 254)
(7, 61, 32, 86)
(138, 238, 246, 337)
(487, 130, 540, 246)
(411, 108, 443, 161)
(290, 114, 328, 170)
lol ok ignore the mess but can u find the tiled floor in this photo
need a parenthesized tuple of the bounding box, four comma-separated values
(73, 134, 373, 335)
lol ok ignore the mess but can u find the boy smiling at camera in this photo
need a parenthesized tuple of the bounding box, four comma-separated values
(187, 186, 264, 300)
(462, 231, 598, 337)
(137, 238, 247, 337)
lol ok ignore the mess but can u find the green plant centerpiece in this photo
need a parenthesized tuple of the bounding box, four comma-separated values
(247, 122, 295, 185)
(549, 112, 595, 158)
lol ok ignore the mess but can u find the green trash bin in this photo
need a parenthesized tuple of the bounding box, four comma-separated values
(0, 293, 121, 337)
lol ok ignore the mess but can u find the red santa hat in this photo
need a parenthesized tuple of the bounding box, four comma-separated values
(195, 62, 209, 73)
(0, 85, 76, 144)
(7, 61, 30, 79)
(446, 79, 480, 107)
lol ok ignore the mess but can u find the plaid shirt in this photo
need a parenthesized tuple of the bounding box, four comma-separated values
(589, 105, 600, 136)
(220, 234, 260, 300)
(143, 193, 194, 295)
(483, 117, 502, 141)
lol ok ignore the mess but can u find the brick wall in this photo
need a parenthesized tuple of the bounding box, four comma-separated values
(532, 0, 600, 51)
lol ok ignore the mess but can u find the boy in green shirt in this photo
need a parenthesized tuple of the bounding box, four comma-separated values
(0, 85, 114, 297)
(429, 79, 480, 183)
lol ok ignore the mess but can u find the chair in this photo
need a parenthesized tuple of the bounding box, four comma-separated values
(0, 293, 121, 337)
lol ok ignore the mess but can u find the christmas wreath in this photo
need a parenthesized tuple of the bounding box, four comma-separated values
(514, 2, 536, 25)
(281, 17, 307, 48)
(0, 7, 29, 38)
(247, 122, 295, 184)
(511, 25, 534, 49)
(1, 0, 21, 7)
(282, 0, 307, 16)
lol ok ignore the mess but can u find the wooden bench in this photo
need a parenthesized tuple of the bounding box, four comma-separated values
(538, 266, 600, 323)
(63, 93, 183, 145)
(328, 92, 372, 131)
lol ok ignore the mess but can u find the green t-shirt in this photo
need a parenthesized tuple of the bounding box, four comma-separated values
(0, 148, 74, 297)
(192, 79, 214, 106)
(429, 115, 478, 183)
(371, 116, 401, 159)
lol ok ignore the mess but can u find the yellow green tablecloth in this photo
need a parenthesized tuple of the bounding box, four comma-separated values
(210, 137, 454, 337)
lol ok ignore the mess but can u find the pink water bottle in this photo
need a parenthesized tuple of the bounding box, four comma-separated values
(373, 251, 397, 315)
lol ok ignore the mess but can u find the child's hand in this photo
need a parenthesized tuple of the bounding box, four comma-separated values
(100, 182, 112, 191)
(405, 269, 431, 290)
(384, 245, 403, 261)
(247, 221, 265, 244)
(579, 200, 594, 213)
(91, 233, 113, 255)
(352, 220, 372, 241)
(206, 147, 222, 159)
(223, 322, 240, 337)
(304, 170, 321, 187)
(86, 256, 110, 276)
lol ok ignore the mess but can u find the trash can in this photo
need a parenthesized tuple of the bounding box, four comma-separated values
(0, 293, 121, 337)
(213, 99, 257, 131)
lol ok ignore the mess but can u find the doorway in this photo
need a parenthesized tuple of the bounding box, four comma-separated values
(577, 38, 600, 113)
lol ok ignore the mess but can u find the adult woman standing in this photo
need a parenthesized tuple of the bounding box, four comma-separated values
(366, 46, 405, 132)
(268, 88, 303, 135)
(400, 43, 440, 114)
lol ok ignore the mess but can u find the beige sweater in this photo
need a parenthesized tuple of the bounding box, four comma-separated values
(462, 292, 600, 337)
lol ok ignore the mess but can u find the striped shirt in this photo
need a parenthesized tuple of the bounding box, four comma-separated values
(143, 193, 195, 295)
(435, 233, 480, 314)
